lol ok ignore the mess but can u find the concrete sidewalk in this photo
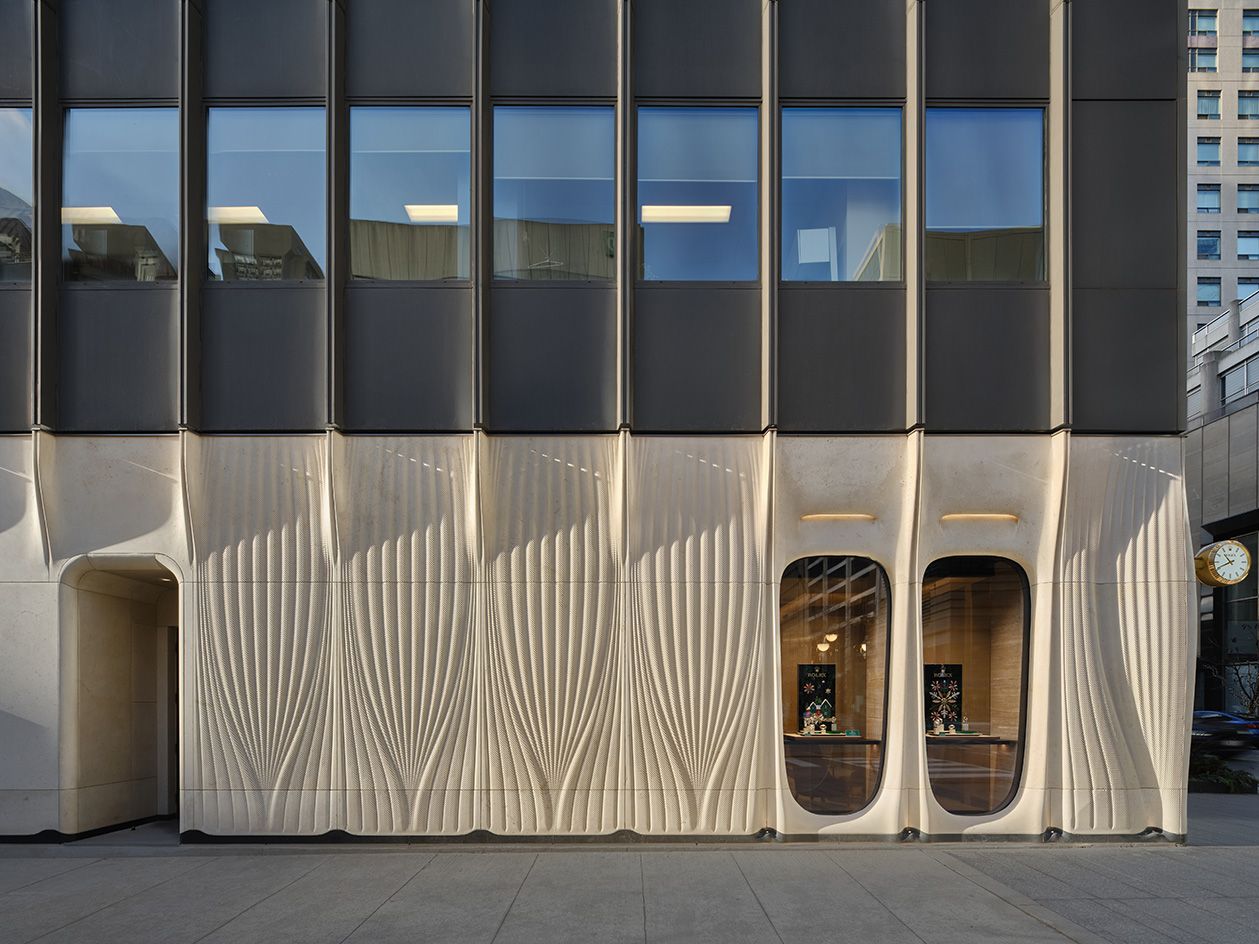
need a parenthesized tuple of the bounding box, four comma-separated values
(0, 795, 1256, 944)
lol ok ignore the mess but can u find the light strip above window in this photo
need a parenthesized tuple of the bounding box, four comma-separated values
(799, 513, 878, 523)
(208, 206, 268, 225)
(61, 206, 121, 225)
(641, 204, 732, 224)
(404, 204, 460, 224)
(939, 513, 1020, 523)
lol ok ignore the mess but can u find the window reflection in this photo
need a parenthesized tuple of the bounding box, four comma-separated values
(351, 107, 470, 281)
(207, 108, 325, 281)
(925, 108, 1044, 282)
(493, 106, 614, 281)
(62, 108, 178, 282)
(637, 107, 758, 281)
(782, 108, 901, 282)
(0, 108, 32, 282)
(780, 556, 890, 815)
(922, 557, 1028, 815)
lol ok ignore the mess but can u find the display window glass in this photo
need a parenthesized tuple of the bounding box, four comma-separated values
(0, 108, 33, 281)
(921, 556, 1029, 815)
(780, 556, 890, 815)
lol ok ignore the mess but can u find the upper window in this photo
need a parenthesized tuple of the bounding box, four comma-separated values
(1200, 276, 1222, 307)
(781, 108, 902, 282)
(1242, 91, 1259, 120)
(1191, 48, 1219, 72)
(493, 106, 615, 281)
(1240, 232, 1259, 260)
(1246, 50, 1259, 73)
(61, 108, 178, 283)
(207, 107, 325, 281)
(780, 556, 891, 816)
(1198, 90, 1221, 120)
(1247, 9, 1259, 34)
(1241, 277, 1259, 298)
(1199, 183, 1222, 213)
(924, 108, 1045, 282)
(922, 557, 1028, 816)
(1198, 136, 1221, 165)
(1241, 138, 1259, 166)
(1199, 230, 1222, 260)
(1240, 184, 1259, 213)
(637, 107, 758, 282)
(0, 108, 33, 282)
(350, 107, 470, 281)
(1190, 9, 1218, 34)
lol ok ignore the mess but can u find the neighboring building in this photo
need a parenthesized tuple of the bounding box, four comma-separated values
(1187, 305, 1259, 717)
(0, 1, 1190, 842)
(1188, 3, 1259, 337)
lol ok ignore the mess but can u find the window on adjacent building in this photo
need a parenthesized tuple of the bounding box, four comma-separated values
(1242, 277, 1259, 298)
(1199, 183, 1222, 213)
(781, 107, 902, 282)
(1199, 136, 1221, 165)
(1188, 387, 1203, 418)
(1191, 9, 1219, 34)
(349, 106, 470, 281)
(61, 108, 179, 282)
(1242, 138, 1259, 166)
(1199, 89, 1221, 120)
(1199, 230, 1222, 259)
(1224, 364, 1247, 402)
(1191, 48, 1219, 72)
(493, 106, 615, 281)
(1241, 184, 1259, 213)
(1242, 91, 1259, 120)
(922, 557, 1028, 816)
(924, 107, 1045, 282)
(637, 107, 758, 281)
(0, 108, 33, 282)
(1200, 276, 1223, 306)
(1246, 50, 1259, 73)
(207, 107, 326, 281)
(780, 556, 891, 816)
(1246, 9, 1259, 34)
(1240, 232, 1259, 260)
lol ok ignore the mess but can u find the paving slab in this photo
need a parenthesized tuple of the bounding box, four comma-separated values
(642, 851, 781, 944)
(495, 852, 644, 944)
(0, 859, 98, 896)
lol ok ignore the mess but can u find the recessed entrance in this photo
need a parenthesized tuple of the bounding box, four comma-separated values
(60, 558, 179, 837)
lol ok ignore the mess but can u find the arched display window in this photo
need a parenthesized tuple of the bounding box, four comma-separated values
(780, 556, 891, 815)
(921, 557, 1029, 815)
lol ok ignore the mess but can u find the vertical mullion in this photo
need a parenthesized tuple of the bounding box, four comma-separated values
(904, 0, 924, 431)
(328, 0, 347, 429)
(761, 0, 778, 431)
(617, 0, 633, 430)
(33, 0, 59, 430)
(181, 0, 206, 430)
(473, 0, 489, 429)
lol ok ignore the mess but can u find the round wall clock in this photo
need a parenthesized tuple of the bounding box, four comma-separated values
(1194, 540, 1253, 587)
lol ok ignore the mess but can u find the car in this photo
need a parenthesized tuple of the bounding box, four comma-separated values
(1192, 710, 1259, 756)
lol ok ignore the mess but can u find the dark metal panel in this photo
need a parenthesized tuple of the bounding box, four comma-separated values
(0, 0, 33, 99)
(60, 0, 179, 100)
(924, 287, 1050, 431)
(1071, 288, 1180, 433)
(632, 286, 761, 432)
(485, 286, 616, 432)
(0, 290, 32, 431)
(346, 0, 473, 98)
(777, 288, 906, 432)
(343, 285, 474, 431)
(925, 0, 1048, 100)
(779, 0, 905, 100)
(199, 286, 327, 431)
(1072, 0, 1179, 101)
(204, 0, 326, 99)
(490, 0, 615, 97)
(1229, 407, 1258, 518)
(1202, 418, 1230, 526)
(182, 0, 206, 428)
(57, 288, 179, 431)
(633, 0, 761, 99)
(1072, 100, 1177, 290)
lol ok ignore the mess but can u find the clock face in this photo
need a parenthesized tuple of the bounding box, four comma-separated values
(1213, 541, 1251, 585)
